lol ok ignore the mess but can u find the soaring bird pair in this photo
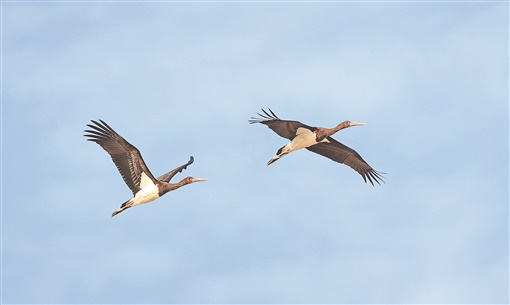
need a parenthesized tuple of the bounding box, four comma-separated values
(84, 109, 384, 217)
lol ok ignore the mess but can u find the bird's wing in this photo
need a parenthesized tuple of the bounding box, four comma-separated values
(84, 120, 159, 195)
(249, 108, 314, 140)
(306, 137, 385, 186)
(157, 156, 194, 182)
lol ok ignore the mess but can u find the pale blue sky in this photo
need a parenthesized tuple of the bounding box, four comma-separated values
(2, 1, 508, 304)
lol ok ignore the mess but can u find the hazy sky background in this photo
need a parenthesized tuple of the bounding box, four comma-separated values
(2, 1, 508, 304)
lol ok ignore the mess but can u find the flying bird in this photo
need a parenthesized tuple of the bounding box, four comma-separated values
(84, 120, 207, 217)
(249, 109, 385, 185)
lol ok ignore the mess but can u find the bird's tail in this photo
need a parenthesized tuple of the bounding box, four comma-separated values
(111, 199, 134, 217)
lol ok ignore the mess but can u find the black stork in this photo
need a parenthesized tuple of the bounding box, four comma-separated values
(84, 120, 207, 217)
(249, 109, 385, 185)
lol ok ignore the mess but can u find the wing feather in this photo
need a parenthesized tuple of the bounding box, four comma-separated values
(249, 108, 314, 140)
(306, 137, 385, 186)
(157, 156, 194, 182)
(84, 120, 158, 195)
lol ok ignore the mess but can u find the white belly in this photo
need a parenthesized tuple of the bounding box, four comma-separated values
(285, 127, 319, 153)
(133, 183, 160, 205)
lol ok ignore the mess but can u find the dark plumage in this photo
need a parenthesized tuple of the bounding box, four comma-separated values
(250, 109, 385, 185)
(84, 119, 207, 216)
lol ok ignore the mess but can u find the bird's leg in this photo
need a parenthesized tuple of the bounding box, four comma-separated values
(267, 145, 291, 165)
(112, 198, 134, 217)
(267, 155, 280, 165)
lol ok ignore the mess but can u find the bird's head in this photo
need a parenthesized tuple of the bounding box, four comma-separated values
(341, 120, 366, 128)
(317, 120, 368, 140)
(164, 176, 207, 193)
(182, 176, 208, 185)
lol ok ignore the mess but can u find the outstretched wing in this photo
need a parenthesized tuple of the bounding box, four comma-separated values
(84, 119, 158, 195)
(306, 137, 385, 186)
(249, 108, 315, 140)
(157, 156, 194, 182)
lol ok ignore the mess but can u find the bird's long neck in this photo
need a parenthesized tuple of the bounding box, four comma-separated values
(159, 179, 191, 196)
(316, 122, 349, 141)
(330, 122, 349, 134)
